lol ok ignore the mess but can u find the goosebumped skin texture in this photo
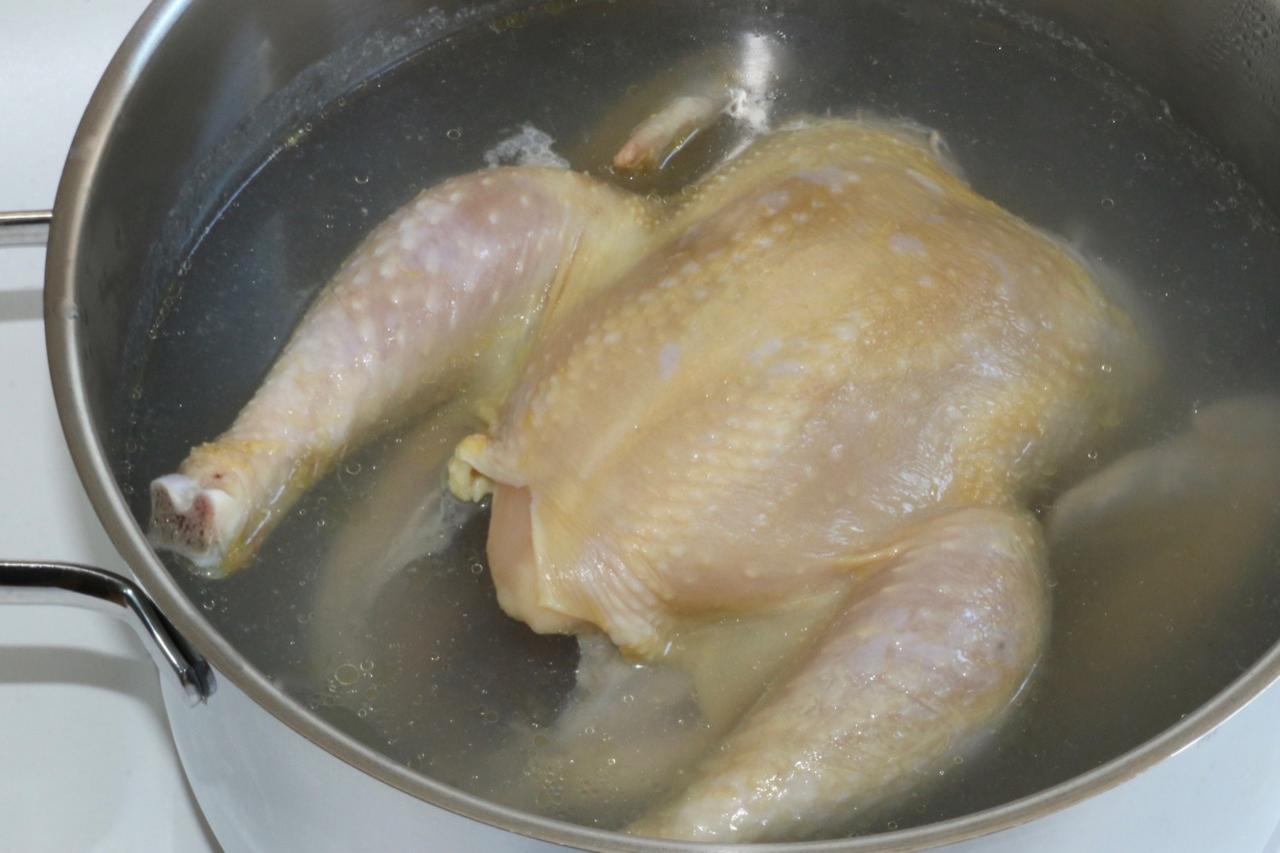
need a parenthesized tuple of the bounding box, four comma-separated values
(457, 122, 1147, 656)
(150, 168, 657, 572)
(444, 123, 1146, 841)
(151, 119, 1150, 842)
(629, 509, 1049, 842)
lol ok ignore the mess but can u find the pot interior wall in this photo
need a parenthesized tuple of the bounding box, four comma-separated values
(73, 0, 1280, 459)
(71, 0, 490, 463)
(63, 0, 1280, 842)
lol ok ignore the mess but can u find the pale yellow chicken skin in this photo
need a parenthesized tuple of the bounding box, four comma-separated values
(452, 123, 1143, 657)
(151, 120, 1149, 842)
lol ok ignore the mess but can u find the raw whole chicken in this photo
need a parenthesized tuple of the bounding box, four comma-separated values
(150, 102, 1158, 841)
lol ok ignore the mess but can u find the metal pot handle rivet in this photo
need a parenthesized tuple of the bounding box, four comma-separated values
(0, 560, 214, 705)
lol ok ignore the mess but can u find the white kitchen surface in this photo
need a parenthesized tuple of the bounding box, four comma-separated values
(2, 2, 1280, 852)
(0, 0, 216, 849)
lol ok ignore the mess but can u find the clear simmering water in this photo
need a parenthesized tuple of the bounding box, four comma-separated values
(126, 0, 1280, 839)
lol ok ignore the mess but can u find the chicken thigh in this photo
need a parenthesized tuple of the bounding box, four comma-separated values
(150, 118, 1150, 841)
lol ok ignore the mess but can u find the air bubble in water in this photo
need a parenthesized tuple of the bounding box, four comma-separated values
(334, 663, 360, 685)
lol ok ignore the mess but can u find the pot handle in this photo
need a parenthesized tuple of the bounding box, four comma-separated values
(0, 560, 214, 705)
(0, 209, 52, 247)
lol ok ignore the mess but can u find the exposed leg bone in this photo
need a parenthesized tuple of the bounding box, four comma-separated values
(609, 33, 788, 174)
(630, 508, 1049, 842)
(150, 167, 656, 575)
(612, 93, 730, 173)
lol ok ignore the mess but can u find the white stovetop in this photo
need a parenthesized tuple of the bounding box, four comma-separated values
(0, 1, 215, 849)
(2, 3, 1280, 852)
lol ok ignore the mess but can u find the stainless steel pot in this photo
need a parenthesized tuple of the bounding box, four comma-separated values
(4, 0, 1280, 850)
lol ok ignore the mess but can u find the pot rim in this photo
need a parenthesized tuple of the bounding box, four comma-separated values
(42, 0, 1280, 850)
